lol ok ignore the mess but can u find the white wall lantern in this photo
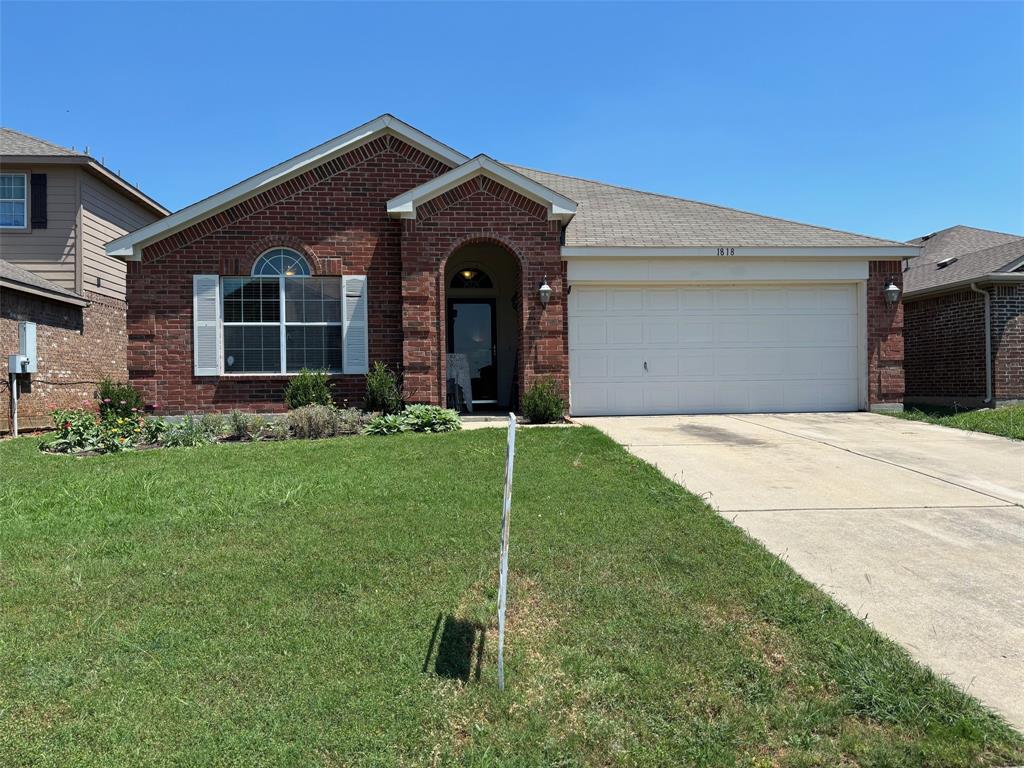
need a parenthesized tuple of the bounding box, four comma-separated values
(538, 276, 552, 307)
(883, 277, 901, 305)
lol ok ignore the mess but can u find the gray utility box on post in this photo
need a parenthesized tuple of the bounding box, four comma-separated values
(8, 321, 38, 374)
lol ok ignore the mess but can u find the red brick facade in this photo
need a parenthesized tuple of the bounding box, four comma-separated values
(123, 133, 904, 416)
(867, 261, 905, 408)
(2, 290, 127, 432)
(905, 283, 1023, 405)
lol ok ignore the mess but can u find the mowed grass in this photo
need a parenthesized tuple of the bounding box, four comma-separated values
(1, 428, 1021, 767)
(892, 404, 1024, 440)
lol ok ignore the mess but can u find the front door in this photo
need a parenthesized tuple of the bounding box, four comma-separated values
(447, 299, 497, 404)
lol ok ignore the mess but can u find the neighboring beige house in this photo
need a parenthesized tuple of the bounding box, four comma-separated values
(1, 128, 167, 431)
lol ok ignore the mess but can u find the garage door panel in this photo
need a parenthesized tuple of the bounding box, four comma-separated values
(569, 284, 861, 416)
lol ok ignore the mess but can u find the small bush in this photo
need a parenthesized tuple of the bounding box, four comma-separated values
(363, 405, 460, 435)
(42, 408, 101, 453)
(96, 378, 145, 419)
(521, 378, 566, 424)
(142, 416, 170, 444)
(284, 369, 333, 409)
(161, 416, 211, 448)
(286, 404, 339, 440)
(335, 407, 372, 435)
(261, 419, 290, 440)
(228, 410, 266, 441)
(363, 413, 410, 436)
(199, 413, 226, 438)
(365, 362, 403, 414)
(401, 404, 461, 433)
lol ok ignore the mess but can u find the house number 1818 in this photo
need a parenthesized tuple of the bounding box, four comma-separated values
(716, 247, 735, 256)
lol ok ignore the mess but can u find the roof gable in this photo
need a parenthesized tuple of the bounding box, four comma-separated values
(904, 233, 1024, 296)
(387, 155, 577, 223)
(107, 115, 468, 260)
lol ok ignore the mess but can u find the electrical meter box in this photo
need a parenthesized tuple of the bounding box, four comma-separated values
(8, 321, 37, 374)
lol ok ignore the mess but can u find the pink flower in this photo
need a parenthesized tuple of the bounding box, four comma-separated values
(119, 400, 126, 405)
(131, 407, 138, 413)
(103, 398, 112, 403)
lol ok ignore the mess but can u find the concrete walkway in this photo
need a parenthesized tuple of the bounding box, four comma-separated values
(576, 412, 1024, 730)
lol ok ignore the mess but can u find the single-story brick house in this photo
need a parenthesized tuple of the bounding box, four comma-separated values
(105, 115, 916, 416)
(1, 129, 167, 433)
(904, 225, 1023, 408)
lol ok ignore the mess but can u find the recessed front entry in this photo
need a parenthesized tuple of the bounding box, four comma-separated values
(447, 298, 498, 404)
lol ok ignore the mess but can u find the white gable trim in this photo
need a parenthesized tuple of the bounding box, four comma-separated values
(105, 115, 469, 261)
(387, 155, 577, 223)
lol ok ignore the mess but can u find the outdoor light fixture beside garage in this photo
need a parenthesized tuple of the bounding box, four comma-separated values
(883, 277, 901, 305)
(539, 276, 552, 307)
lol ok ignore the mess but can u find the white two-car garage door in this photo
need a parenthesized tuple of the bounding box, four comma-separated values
(568, 284, 862, 416)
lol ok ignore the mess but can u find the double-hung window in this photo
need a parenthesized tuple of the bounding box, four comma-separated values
(0, 173, 27, 229)
(194, 248, 366, 376)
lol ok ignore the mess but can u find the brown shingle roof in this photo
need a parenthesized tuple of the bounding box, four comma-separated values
(904, 226, 1024, 295)
(0, 128, 83, 157)
(510, 165, 906, 249)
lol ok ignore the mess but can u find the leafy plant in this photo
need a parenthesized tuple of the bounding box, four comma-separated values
(96, 378, 145, 419)
(362, 413, 410, 436)
(228, 410, 266, 441)
(286, 405, 340, 439)
(97, 412, 144, 453)
(199, 413, 227, 438)
(364, 362, 403, 414)
(142, 416, 170, 444)
(521, 378, 566, 424)
(335, 407, 372, 435)
(260, 420, 290, 441)
(400, 404, 461, 433)
(363, 405, 460, 435)
(161, 416, 212, 448)
(41, 408, 101, 453)
(284, 369, 333, 409)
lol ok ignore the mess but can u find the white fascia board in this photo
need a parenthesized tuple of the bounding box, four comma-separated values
(561, 245, 921, 259)
(387, 155, 578, 223)
(105, 114, 469, 260)
(904, 272, 1024, 300)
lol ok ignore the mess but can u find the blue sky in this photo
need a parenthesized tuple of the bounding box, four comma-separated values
(2, 1, 1021, 241)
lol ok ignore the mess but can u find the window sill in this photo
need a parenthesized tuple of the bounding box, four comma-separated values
(206, 371, 347, 378)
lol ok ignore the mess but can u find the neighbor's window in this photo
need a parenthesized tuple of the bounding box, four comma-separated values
(0, 173, 27, 228)
(221, 249, 343, 374)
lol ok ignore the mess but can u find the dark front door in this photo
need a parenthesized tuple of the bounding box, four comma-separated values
(447, 299, 497, 404)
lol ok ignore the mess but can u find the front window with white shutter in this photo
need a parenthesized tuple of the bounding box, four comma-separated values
(192, 248, 368, 376)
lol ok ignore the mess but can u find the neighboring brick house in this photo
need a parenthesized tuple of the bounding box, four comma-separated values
(1, 129, 167, 432)
(106, 115, 915, 417)
(903, 225, 1024, 407)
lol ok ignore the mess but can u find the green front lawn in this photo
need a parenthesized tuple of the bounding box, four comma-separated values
(892, 403, 1024, 440)
(1, 429, 1020, 767)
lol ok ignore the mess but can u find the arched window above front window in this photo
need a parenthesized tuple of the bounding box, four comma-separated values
(449, 267, 493, 289)
(251, 248, 311, 277)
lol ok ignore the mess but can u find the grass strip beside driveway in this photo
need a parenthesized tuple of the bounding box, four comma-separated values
(891, 404, 1024, 440)
(1, 428, 1021, 766)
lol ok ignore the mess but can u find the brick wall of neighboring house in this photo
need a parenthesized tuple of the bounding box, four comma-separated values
(128, 135, 452, 414)
(904, 290, 986, 403)
(904, 283, 1023, 405)
(991, 283, 1024, 403)
(1, 289, 127, 432)
(398, 176, 567, 405)
(867, 261, 905, 408)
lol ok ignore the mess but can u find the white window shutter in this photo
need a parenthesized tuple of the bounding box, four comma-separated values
(342, 275, 368, 374)
(193, 275, 221, 376)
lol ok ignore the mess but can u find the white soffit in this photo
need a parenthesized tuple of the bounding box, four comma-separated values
(387, 155, 577, 223)
(106, 114, 469, 260)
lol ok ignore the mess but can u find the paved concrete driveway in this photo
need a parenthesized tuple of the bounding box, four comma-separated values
(576, 412, 1024, 730)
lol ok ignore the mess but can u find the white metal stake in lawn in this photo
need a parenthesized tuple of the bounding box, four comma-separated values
(496, 412, 517, 691)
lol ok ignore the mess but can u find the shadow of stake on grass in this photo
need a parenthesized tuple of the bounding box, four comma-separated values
(423, 612, 486, 683)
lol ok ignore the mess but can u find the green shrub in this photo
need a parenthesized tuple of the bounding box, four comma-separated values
(161, 416, 212, 448)
(142, 416, 170, 444)
(227, 410, 266, 441)
(286, 405, 339, 439)
(363, 413, 410, 436)
(284, 369, 333, 409)
(365, 362, 403, 414)
(401, 404, 461, 433)
(41, 408, 101, 453)
(521, 378, 566, 423)
(96, 378, 145, 419)
(363, 405, 460, 436)
(199, 413, 226, 438)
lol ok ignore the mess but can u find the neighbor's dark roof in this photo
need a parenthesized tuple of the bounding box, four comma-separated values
(511, 166, 907, 249)
(905, 225, 1024, 295)
(0, 127, 84, 157)
(0, 259, 88, 305)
